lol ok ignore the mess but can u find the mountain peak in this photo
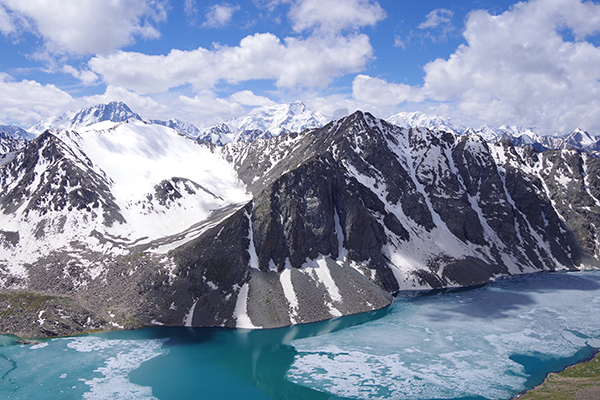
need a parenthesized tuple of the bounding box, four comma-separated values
(387, 111, 461, 134)
(31, 102, 143, 133)
(288, 100, 307, 114)
(200, 101, 329, 144)
(0, 125, 35, 140)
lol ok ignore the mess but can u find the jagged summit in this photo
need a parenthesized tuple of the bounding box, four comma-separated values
(27, 101, 600, 154)
(30, 101, 143, 133)
(232, 100, 327, 133)
(0, 125, 35, 140)
(199, 101, 329, 144)
(0, 125, 33, 165)
(562, 128, 598, 148)
(29, 100, 329, 146)
(387, 111, 461, 133)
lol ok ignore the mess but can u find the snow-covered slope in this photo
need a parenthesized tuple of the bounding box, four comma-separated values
(199, 101, 328, 144)
(71, 120, 249, 237)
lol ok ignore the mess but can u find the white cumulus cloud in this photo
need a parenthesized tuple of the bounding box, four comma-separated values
(287, 0, 385, 33)
(62, 66, 99, 85)
(0, 73, 74, 127)
(355, 0, 600, 133)
(353, 74, 425, 106)
(89, 32, 373, 94)
(0, 0, 167, 55)
(229, 90, 276, 106)
(178, 91, 247, 127)
(203, 3, 240, 28)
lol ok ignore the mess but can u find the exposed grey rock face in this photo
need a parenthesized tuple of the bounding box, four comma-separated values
(0, 126, 32, 166)
(0, 110, 598, 337)
(0, 131, 124, 227)
(219, 112, 584, 294)
(0, 132, 28, 166)
(0, 293, 109, 338)
(517, 146, 600, 261)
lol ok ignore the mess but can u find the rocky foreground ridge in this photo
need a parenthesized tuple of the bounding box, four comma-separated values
(1, 110, 599, 337)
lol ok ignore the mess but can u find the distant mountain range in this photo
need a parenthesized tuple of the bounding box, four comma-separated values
(29, 100, 329, 144)
(388, 111, 600, 154)
(23, 102, 600, 155)
(1, 103, 600, 338)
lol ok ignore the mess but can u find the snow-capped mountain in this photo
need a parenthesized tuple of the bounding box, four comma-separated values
(492, 127, 600, 153)
(199, 101, 328, 144)
(31, 101, 143, 133)
(200, 122, 234, 145)
(0, 125, 35, 140)
(386, 111, 546, 142)
(31, 101, 207, 141)
(387, 111, 464, 134)
(2, 107, 600, 337)
(0, 125, 33, 165)
(30, 100, 327, 145)
(232, 101, 328, 134)
(555, 128, 600, 151)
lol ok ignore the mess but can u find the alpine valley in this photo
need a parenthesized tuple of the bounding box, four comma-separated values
(1, 101, 600, 338)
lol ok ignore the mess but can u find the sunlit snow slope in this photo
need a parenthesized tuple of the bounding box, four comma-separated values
(72, 120, 249, 238)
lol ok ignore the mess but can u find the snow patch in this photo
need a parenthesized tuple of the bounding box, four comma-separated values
(280, 260, 300, 323)
(234, 283, 258, 329)
(183, 299, 198, 327)
(245, 209, 260, 270)
(300, 256, 343, 317)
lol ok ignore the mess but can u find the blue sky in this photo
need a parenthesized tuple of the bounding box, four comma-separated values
(0, 0, 599, 134)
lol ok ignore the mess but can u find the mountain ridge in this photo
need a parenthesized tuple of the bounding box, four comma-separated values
(2, 109, 599, 337)
(23, 101, 600, 154)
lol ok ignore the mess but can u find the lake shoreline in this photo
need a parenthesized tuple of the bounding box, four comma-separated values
(512, 349, 600, 399)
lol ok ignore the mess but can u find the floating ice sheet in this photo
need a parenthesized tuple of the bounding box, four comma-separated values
(287, 271, 600, 399)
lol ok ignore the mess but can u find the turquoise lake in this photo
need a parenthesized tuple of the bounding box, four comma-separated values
(1, 270, 600, 399)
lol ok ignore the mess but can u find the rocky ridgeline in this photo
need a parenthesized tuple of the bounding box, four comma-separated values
(0, 111, 599, 337)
